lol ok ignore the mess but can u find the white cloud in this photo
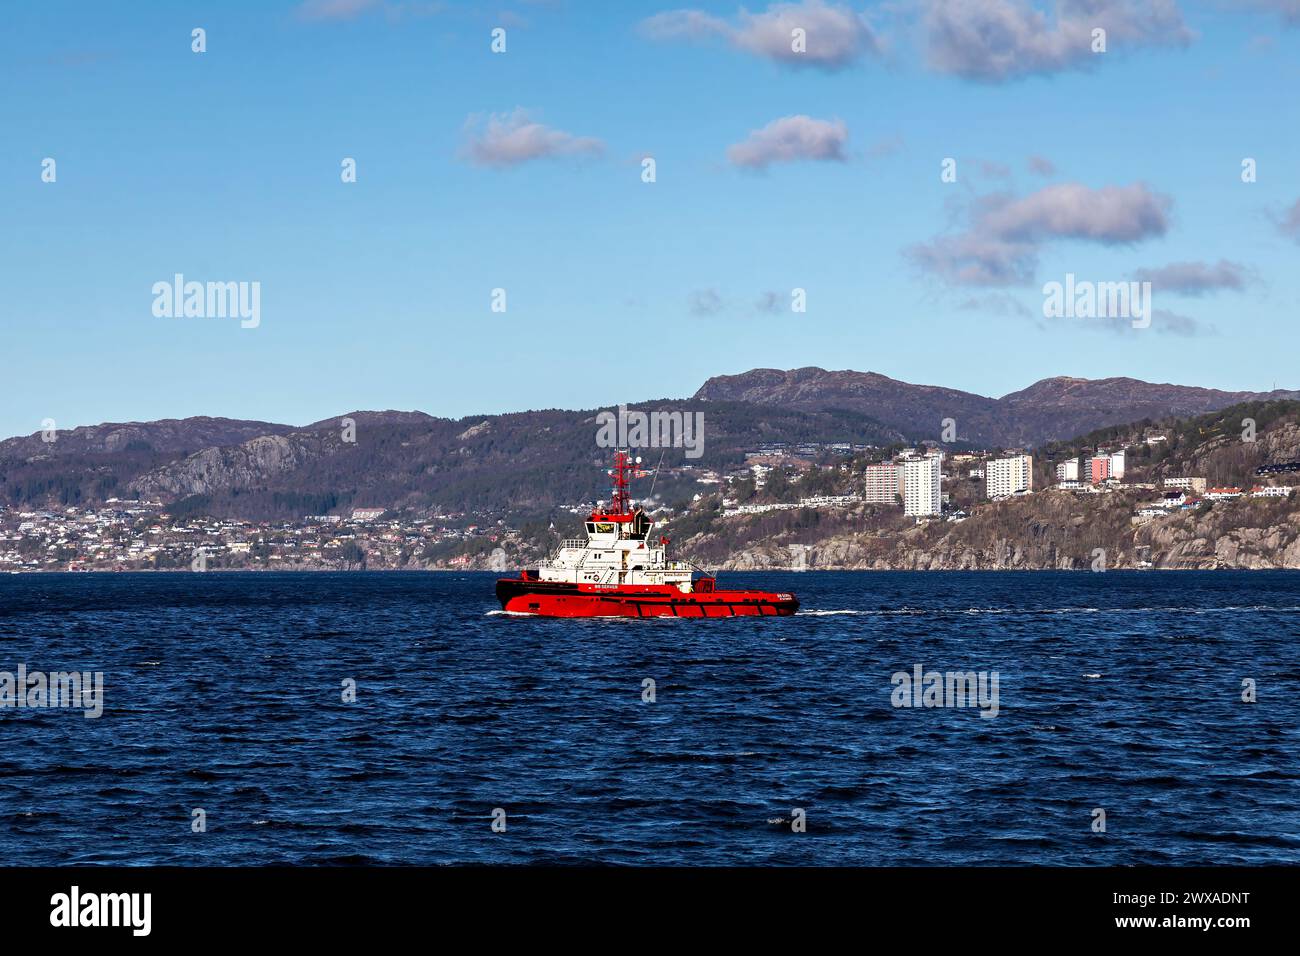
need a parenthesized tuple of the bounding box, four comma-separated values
(296, 0, 384, 21)
(1276, 198, 1300, 241)
(1028, 155, 1056, 176)
(910, 182, 1172, 286)
(689, 289, 725, 315)
(1244, 1, 1300, 25)
(980, 183, 1172, 243)
(1087, 308, 1217, 337)
(922, 0, 1192, 82)
(641, 0, 881, 69)
(1131, 260, 1252, 295)
(461, 109, 603, 168)
(296, 1, 446, 22)
(727, 115, 849, 169)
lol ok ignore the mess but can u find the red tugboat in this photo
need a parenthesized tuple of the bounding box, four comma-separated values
(496, 452, 799, 618)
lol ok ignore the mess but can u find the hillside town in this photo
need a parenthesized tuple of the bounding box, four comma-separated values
(2, 429, 1296, 572)
(725, 441, 1294, 519)
(0, 499, 528, 573)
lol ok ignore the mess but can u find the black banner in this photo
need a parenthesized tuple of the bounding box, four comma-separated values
(0, 866, 1282, 941)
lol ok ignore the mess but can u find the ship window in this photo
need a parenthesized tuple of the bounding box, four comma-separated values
(586, 523, 596, 533)
(594, 523, 615, 534)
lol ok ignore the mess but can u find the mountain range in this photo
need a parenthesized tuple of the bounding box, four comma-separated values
(694, 368, 1300, 446)
(3, 368, 1296, 520)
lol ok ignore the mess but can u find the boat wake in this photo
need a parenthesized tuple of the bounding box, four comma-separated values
(798, 604, 1300, 617)
(797, 609, 871, 616)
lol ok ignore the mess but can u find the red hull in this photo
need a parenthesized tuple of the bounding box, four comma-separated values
(496, 577, 798, 618)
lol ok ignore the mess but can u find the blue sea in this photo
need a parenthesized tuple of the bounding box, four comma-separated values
(0, 570, 1297, 865)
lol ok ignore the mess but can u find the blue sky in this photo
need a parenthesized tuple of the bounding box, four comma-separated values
(3, 0, 1300, 439)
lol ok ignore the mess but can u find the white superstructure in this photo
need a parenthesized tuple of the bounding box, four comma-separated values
(536, 453, 697, 590)
(538, 514, 696, 590)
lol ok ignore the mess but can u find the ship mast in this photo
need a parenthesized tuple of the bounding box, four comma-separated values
(609, 450, 633, 515)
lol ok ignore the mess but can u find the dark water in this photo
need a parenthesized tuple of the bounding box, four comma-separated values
(0, 570, 1297, 866)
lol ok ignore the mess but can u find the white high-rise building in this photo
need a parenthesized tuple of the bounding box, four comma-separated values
(1110, 450, 1126, 480)
(903, 453, 942, 517)
(1055, 459, 1079, 482)
(863, 462, 903, 504)
(987, 455, 1034, 498)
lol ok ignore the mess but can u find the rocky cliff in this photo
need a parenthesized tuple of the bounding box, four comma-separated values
(685, 492, 1300, 572)
(129, 433, 334, 498)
